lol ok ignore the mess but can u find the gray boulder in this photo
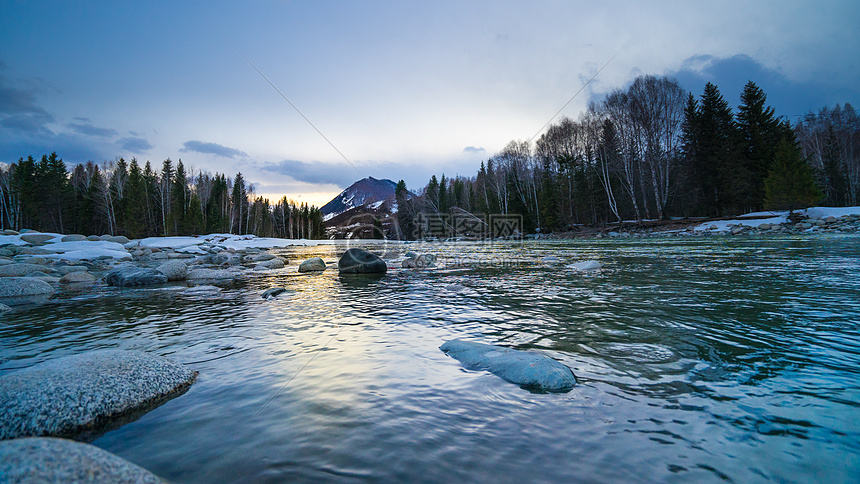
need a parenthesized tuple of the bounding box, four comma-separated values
(57, 265, 88, 275)
(298, 257, 326, 273)
(0, 437, 163, 483)
(0, 263, 51, 277)
(104, 266, 168, 287)
(156, 260, 188, 281)
(107, 235, 130, 245)
(0, 277, 55, 299)
(59, 272, 96, 284)
(251, 253, 276, 262)
(0, 350, 197, 440)
(440, 339, 576, 392)
(338, 248, 387, 274)
(20, 233, 55, 245)
(255, 258, 285, 269)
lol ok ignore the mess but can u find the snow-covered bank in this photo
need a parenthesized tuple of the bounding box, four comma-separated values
(691, 206, 860, 235)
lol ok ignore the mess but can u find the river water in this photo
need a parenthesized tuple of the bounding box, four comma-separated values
(1, 236, 859, 483)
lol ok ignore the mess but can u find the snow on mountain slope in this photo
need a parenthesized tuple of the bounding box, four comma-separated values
(320, 177, 398, 218)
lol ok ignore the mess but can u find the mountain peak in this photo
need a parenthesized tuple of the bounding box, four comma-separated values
(321, 177, 399, 218)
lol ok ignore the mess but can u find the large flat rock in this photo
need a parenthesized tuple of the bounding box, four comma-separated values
(440, 339, 576, 392)
(0, 437, 163, 483)
(0, 350, 197, 440)
(0, 277, 55, 301)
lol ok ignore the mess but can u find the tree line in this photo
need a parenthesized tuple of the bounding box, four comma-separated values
(0, 155, 325, 239)
(394, 76, 856, 236)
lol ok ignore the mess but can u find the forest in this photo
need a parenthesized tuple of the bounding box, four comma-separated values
(1, 77, 857, 241)
(397, 77, 858, 236)
(0, 156, 325, 239)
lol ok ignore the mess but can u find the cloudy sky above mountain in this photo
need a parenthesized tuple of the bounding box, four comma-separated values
(1, 0, 857, 206)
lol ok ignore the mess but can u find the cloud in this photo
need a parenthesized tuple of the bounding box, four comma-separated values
(68, 120, 118, 138)
(180, 140, 247, 158)
(259, 159, 357, 186)
(0, 73, 55, 136)
(671, 54, 858, 117)
(463, 146, 485, 153)
(119, 137, 154, 153)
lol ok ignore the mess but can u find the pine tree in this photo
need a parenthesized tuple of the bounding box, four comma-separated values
(124, 158, 146, 238)
(694, 83, 744, 216)
(170, 160, 188, 234)
(764, 137, 822, 212)
(737, 81, 782, 210)
(12, 156, 38, 229)
(231, 172, 246, 234)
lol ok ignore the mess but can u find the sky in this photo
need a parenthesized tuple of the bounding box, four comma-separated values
(1, 0, 858, 207)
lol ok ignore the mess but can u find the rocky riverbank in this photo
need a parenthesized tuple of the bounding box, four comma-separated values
(544, 207, 860, 239)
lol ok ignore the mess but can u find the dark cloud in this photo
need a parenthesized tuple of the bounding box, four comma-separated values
(119, 137, 154, 153)
(68, 120, 118, 138)
(259, 159, 357, 186)
(0, 73, 55, 136)
(180, 140, 247, 158)
(463, 146, 485, 153)
(671, 54, 858, 117)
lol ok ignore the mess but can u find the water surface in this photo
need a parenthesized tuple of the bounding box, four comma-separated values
(2, 236, 859, 483)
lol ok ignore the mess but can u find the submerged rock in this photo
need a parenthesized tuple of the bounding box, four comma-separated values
(298, 257, 326, 273)
(261, 287, 288, 299)
(338, 248, 387, 274)
(0, 437, 163, 483)
(187, 268, 238, 280)
(566, 260, 602, 272)
(0, 277, 55, 300)
(104, 266, 168, 287)
(0, 350, 197, 440)
(440, 339, 576, 392)
(402, 253, 436, 269)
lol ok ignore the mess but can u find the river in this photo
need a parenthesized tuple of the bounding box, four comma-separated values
(1, 235, 858, 482)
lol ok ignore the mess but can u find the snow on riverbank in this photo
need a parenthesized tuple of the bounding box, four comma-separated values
(0, 231, 385, 262)
(693, 206, 860, 233)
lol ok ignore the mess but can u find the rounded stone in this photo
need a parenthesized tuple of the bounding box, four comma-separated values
(61, 234, 88, 242)
(20, 233, 55, 245)
(107, 235, 131, 245)
(255, 258, 285, 269)
(156, 260, 188, 281)
(0, 277, 55, 299)
(0, 437, 164, 483)
(298, 257, 326, 272)
(59, 272, 96, 284)
(0, 350, 197, 440)
(104, 266, 168, 287)
(338, 248, 387, 274)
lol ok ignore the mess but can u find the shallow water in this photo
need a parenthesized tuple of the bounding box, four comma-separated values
(2, 236, 859, 483)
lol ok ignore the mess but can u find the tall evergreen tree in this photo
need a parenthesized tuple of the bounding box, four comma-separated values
(694, 83, 744, 216)
(124, 158, 146, 238)
(736, 81, 782, 210)
(764, 137, 822, 212)
(170, 160, 188, 235)
(231, 172, 247, 234)
(12, 156, 38, 229)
